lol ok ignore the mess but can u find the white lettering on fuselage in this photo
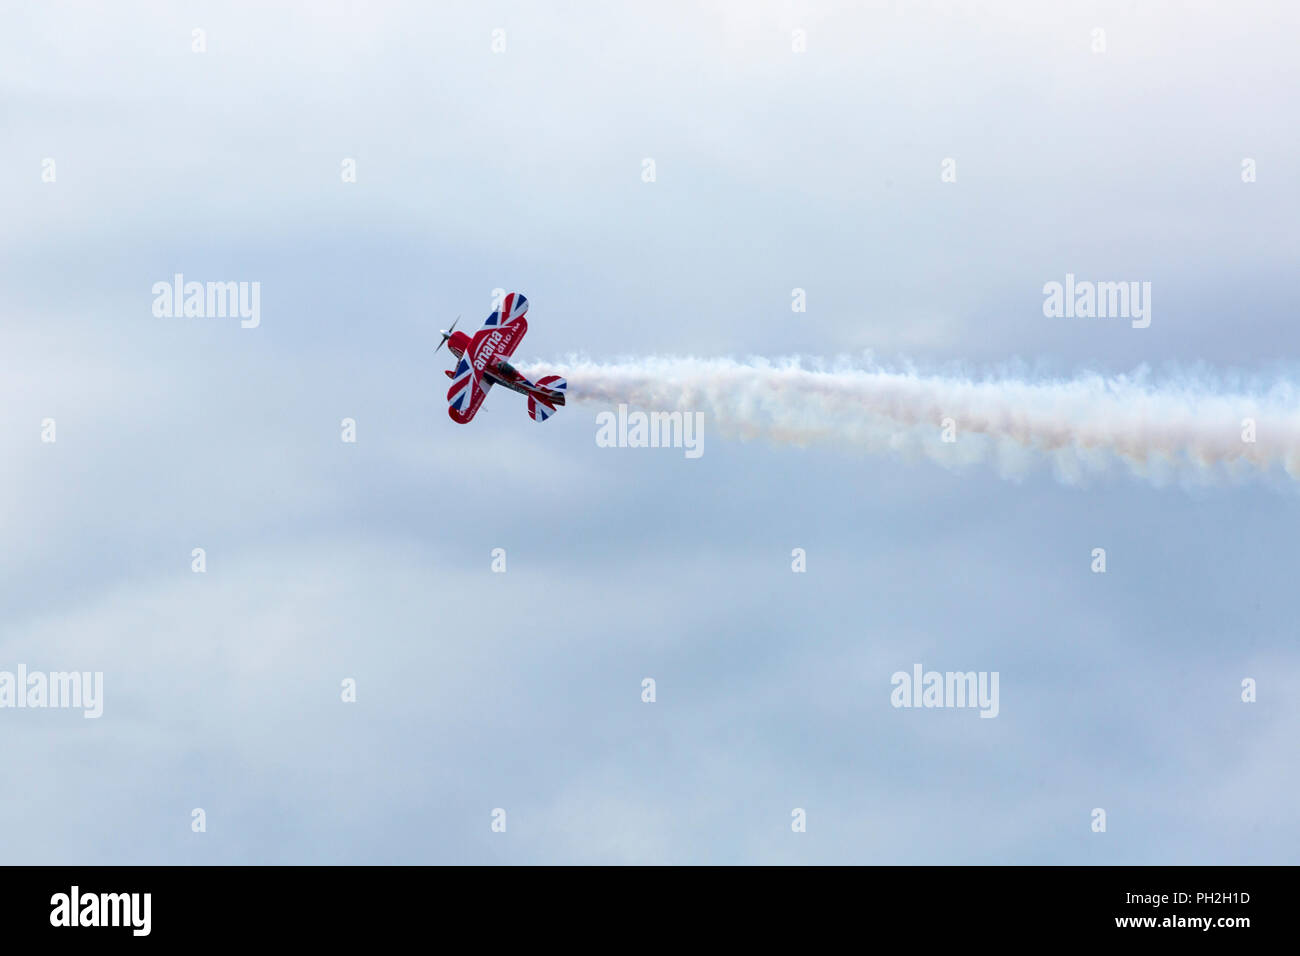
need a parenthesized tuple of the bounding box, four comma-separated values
(474, 331, 506, 371)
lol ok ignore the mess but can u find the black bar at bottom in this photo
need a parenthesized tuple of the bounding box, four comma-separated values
(0, 865, 1283, 943)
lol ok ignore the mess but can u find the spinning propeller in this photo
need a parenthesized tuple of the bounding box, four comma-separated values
(436, 315, 461, 353)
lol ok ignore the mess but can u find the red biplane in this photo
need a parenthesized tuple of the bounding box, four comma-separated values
(438, 293, 566, 424)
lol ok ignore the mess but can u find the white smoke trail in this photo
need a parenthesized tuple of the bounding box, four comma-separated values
(525, 356, 1300, 485)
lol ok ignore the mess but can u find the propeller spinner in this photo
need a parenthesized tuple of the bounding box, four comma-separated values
(436, 315, 460, 353)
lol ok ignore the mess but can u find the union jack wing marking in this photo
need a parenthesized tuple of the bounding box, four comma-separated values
(446, 356, 474, 412)
(447, 357, 493, 423)
(484, 292, 529, 328)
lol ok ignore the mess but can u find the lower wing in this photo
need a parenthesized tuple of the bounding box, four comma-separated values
(447, 358, 493, 424)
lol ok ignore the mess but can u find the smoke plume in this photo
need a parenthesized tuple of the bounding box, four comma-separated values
(526, 356, 1300, 485)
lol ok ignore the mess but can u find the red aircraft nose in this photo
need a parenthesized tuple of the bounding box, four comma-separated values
(448, 330, 472, 355)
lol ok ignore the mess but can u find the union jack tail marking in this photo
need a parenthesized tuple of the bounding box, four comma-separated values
(527, 374, 566, 422)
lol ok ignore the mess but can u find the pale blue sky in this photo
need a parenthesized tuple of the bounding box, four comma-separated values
(2, 0, 1297, 863)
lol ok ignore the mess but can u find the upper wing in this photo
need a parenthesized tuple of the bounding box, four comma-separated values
(446, 354, 493, 424)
